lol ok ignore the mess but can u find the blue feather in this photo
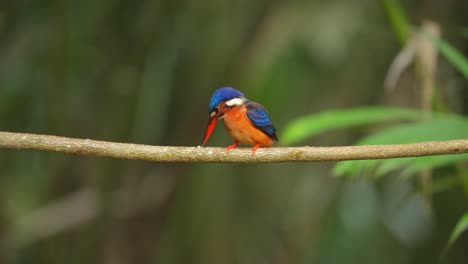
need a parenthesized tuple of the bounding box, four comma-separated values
(246, 102, 278, 141)
(208, 87, 244, 112)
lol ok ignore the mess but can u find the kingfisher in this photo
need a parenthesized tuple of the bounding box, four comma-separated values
(201, 87, 278, 155)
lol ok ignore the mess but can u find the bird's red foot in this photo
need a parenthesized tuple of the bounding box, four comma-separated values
(226, 141, 239, 153)
(251, 144, 261, 156)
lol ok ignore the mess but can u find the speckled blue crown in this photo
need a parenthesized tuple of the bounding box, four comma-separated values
(208, 87, 244, 112)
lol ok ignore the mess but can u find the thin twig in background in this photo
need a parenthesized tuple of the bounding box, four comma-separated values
(417, 20, 440, 206)
(0, 131, 467, 163)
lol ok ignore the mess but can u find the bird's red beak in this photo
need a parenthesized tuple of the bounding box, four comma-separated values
(202, 115, 219, 146)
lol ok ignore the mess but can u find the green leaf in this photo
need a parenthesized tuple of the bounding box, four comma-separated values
(334, 116, 468, 177)
(282, 107, 424, 145)
(359, 116, 468, 144)
(422, 31, 468, 79)
(381, 0, 411, 43)
(447, 213, 468, 251)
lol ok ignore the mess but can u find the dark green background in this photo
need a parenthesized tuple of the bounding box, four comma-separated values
(0, 0, 467, 263)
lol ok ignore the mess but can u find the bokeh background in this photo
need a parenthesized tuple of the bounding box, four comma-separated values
(1, 0, 467, 263)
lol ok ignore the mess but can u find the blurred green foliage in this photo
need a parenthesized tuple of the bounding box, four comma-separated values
(422, 31, 468, 78)
(334, 116, 468, 177)
(381, 0, 411, 44)
(282, 106, 425, 144)
(446, 213, 468, 253)
(0, 0, 467, 264)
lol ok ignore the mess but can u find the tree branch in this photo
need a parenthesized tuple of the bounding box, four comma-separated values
(0, 131, 467, 163)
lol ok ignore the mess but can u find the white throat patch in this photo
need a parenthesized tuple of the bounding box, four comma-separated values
(225, 98, 245, 107)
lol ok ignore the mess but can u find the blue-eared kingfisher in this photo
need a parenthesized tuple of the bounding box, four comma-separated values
(201, 87, 278, 155)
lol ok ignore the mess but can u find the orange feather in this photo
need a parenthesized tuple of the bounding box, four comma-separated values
(222, 105, 274, 147)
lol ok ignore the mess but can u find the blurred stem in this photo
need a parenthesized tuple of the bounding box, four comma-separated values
(432, 85, 449, 113)
(417, 21, 440, 206)
(0, 131, 467, 163)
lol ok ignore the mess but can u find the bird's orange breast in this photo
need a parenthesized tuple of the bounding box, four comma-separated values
(222, 106, 274, 147)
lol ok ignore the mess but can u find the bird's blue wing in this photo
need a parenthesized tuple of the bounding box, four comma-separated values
(245, 102, 278, 141)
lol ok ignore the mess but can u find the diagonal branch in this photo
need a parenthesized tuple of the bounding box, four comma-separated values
(0, 131, 467, 163)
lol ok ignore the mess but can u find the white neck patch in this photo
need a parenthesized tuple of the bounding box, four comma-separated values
(225, 98, 245, 107)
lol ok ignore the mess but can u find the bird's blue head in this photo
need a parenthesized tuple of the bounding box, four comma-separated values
(208, 87, 244, 113)
(202, 87, 245, 146)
